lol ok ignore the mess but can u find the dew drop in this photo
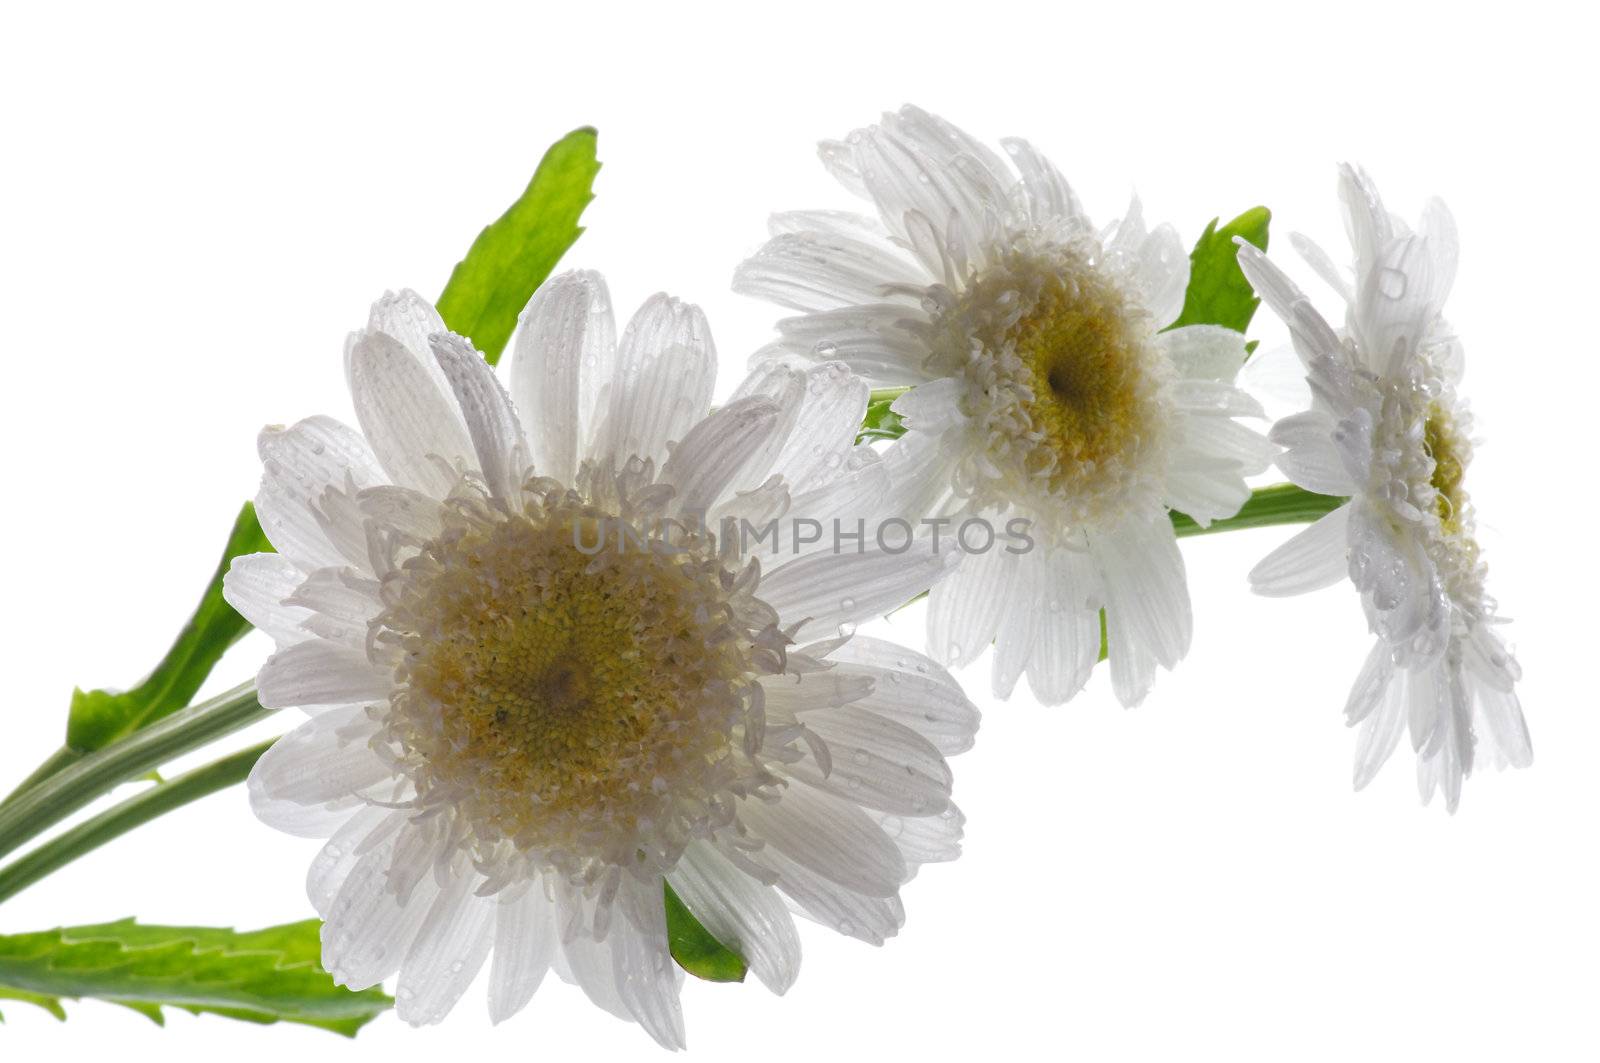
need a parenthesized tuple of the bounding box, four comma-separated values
(946, 641, 962, 663)
(840, 596, 856, 611)
(1378, 268, 1408, 299)
(838, 620, 857, 637)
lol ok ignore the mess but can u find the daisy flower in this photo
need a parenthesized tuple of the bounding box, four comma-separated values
(734, 105, 1274, 707)
(222, 272, 978, 1046)
(1237, 166, 1530, 810)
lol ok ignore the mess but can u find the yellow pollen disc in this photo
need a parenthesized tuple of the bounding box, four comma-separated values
(941, 244, 1170, 524)
(1012, 276, 1148, 483)
(390, 512, 744, 849)
(1423, 405, 1469, 533)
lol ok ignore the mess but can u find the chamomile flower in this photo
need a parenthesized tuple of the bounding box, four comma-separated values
(735, 106, 1273, 706)
(223, 272, 978, 1046)
(1237, 166, 1529, 811)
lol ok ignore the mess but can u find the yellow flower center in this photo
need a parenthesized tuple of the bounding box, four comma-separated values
(936, 244, 1171, 526)
(1423, 405, 1468, 534)
(382, 500, 757, 857)
(1012, 274, 1150, 488)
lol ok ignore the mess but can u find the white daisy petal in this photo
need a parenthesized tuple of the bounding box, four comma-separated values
(733, 231, 928, 312)
(739, 784, 905, 897)
(346, 327, 473, 499)
(822, 637, 981, 755)
(761, 539, 957, 640)
(222, 552, 315, 646)
(1289, 232, 1354, 303)
(430, 332, 527, 502)
(763, 303, 937, 386)
(609, 878, 687, 1050)
(306, 807, 396, 917)
(1249, 505, 1351, 597)
(488, 880, 558, 1025)
(596, 293, 717, 468)
(1352, 234, 1446, 377)
(1270, 410, 1358, 495)
(765, 362, 869, 494)
(1132, 222, 1190, 327)
(817, 137, 869, 199)
(1162, 456, 1254, 526)
(990, 561, 1041, 700)
(744, 839, 906, 945)
(397, 868, 496, 1026)
(247, 706, 385, 836)
(1000, 137, 1084, 228)
(1105, 615, 1159, 708)
(784, 706, 952, 816)
(890, 377, 967, 434)
(876, 804, 963, 868)
(1352, 660, 1408, 791)
(1025, 549, 1103, 705)
(926, 544, 1015, 669)
(1157, 324, 1250, 383)
(1337, 163, 1393, 279)
(257, 639, 388, 710)
(669, 840, 801, 994)
(510, 270, 616, 482)
(1093, 514, 1191, 673)
(255, 416, 385, 571)
(322, 824, 441, 991)
(659, 395, 781, 516)
(1235, 239, 1311, 325)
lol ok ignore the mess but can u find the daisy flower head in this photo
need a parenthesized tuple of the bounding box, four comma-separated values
(222, 272, 979, 1046)
(1237, 166, 1530, 811)
(734, 106, 1274, 707)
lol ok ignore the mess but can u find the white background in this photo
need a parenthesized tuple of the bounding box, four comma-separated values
(1, 2, 1595, 1059)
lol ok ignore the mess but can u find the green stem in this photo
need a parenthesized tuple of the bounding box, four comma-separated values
(0, 683, 269, 864)
(1171, 483, 1345, 538)
(0, 747, 81, 810)
(0, 740, 273, 907)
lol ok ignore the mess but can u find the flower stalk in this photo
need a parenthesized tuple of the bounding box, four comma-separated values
(0, 739, 273, 906)
(0, 683, 269, 865)
(1172, 483, 1344, 538)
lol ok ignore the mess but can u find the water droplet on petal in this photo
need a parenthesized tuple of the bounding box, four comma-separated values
(1378, 268, 1407, 299)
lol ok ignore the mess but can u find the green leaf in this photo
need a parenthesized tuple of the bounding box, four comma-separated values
(664, 882, 745, 983)
(63, 503, 271, 757)
(436, 127, 601, 365)
(1165, 206, 1271, 341)
(0, 919, 391, 1036)
(857, 386, 910, 443)
(0, 986, 67, 1021)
